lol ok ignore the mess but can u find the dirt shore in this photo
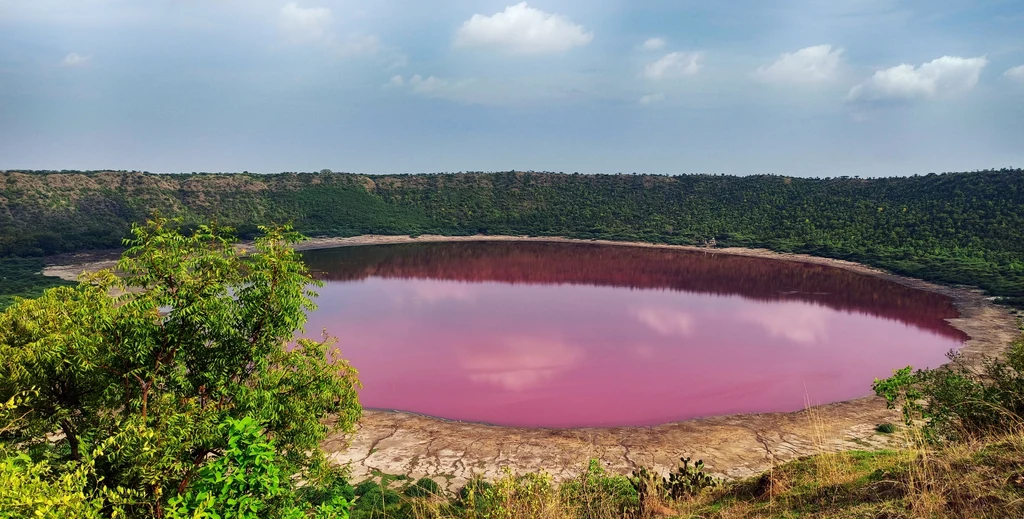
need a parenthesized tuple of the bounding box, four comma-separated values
(44, 234, 1021, 489)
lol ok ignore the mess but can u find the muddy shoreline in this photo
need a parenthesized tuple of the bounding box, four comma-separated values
(43, 234, 1020, 489)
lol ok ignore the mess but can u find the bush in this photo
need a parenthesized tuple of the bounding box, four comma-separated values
(404, 477, 442, 498)
(629, 457, 719, 502)
(167, 416, 351, 519)
(873, 332, 1024, 441)
(478, 469, 559, 519)
(299, 470, 356, 507)
(353, 480, 380, 497)
(560, 459, 638, 517)
(351, 484, 408, 519)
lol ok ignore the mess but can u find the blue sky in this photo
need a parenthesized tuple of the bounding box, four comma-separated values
(1, 0, 1022, 176)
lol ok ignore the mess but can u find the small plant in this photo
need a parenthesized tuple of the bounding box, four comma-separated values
(876, 423, 896, 434)
(872, 366, 925, 427)
(404, 477, 442, 498)
(298, 469, 356, 509)
(452, 468, 559, 519)
(353, 480, 379, 497)
(560, 459, 639, 517)
(351, 484, 406, 519)
(628, 457, 720, 515)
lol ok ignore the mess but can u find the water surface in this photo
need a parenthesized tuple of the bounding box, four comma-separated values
(302, 242, 966, 427)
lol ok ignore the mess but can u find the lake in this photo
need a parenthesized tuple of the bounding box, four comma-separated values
(301, 241, 966, 428)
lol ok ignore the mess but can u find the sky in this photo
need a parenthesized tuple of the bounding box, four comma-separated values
(1, 0, 1023, 177)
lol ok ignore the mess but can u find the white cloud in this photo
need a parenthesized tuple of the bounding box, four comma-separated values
(639, 93, 665, 105)
(391, 71, 593, 106)
(640, 37, 666, 51)
(338, 34, 380, 56)
(279, 2, 333, 44)
(386, 53, 409, 70)
(387, 74, 404, 87)
(631, 306, 695, 337)
(61, 53, 91, 67)
(397, 74, 480, 102)
(461, 336, 582, 391)
(1005, 65, 1024, 83)
(740, 302, 831, 345)
(756, 44, 843, 84)
(454, 2, 593, 54)
(644, 51, 702, 80)
(847, 55, 988, 103)
(409, 74, 452, 95)
(407, 281, 476, 303)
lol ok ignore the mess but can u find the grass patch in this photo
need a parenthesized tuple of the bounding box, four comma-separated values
(0, 257, 73, 310)
(337, 435, 1024, 518)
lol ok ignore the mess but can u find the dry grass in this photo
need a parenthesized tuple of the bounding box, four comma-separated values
(687, 428, 1024, 518)
(804, 394, 858, 491)
(395, 431, 1024, 518)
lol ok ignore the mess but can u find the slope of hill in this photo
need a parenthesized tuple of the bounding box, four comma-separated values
(1, 169, 1022, 302)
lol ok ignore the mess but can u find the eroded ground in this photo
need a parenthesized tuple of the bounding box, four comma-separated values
(44, 235, 1021, 489)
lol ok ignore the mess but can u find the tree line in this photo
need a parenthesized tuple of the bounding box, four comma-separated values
(1, 168, 1021, 303)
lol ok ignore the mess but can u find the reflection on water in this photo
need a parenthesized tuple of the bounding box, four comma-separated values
(301, 242, 967, 427)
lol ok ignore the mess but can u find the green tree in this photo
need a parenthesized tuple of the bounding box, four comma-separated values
(168, 416, 350, 519)
(0, 219, 361, 517)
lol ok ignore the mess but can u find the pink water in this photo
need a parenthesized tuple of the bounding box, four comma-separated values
(301, 242, 967, 428)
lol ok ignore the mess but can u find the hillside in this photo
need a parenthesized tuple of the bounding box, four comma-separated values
(2, 169, 1023, 302)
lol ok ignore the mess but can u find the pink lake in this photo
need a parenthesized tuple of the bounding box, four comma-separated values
(301, 242, 967, 428)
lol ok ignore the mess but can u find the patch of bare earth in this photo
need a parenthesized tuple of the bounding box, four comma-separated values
(45, 235, 1020, 490)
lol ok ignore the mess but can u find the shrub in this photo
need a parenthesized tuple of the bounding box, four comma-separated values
(873, 332, 1024, 441)
(353, 480, 380, 497)
(560, 459, 639, 518)
(167, 416, 351, 519)
(628, 457, 720, 517)
(404, 477, 443, 498)
(299, 470, 356, 507)
(480, 469, 559, 519)
(351, 485, 408, 519)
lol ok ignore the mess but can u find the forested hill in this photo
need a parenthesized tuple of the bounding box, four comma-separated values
(2, 169, 1023, 301)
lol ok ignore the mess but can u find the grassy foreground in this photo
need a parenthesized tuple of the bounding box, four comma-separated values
(341, 429, 1024, 518)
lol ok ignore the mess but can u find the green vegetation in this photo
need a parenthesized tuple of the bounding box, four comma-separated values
(167, 416, 351, 519)
(0, 258, 73, 310)
(0, 221, 361, 517)
(235, 433, 1024, 518)
(322, 461, 641, 519)
(1, 169, 1023, 302)
(873, 329, 1024, 442)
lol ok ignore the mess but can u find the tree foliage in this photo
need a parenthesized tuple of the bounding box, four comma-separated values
(0, 219, 361, 517)
(167, 416, 350, 519)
